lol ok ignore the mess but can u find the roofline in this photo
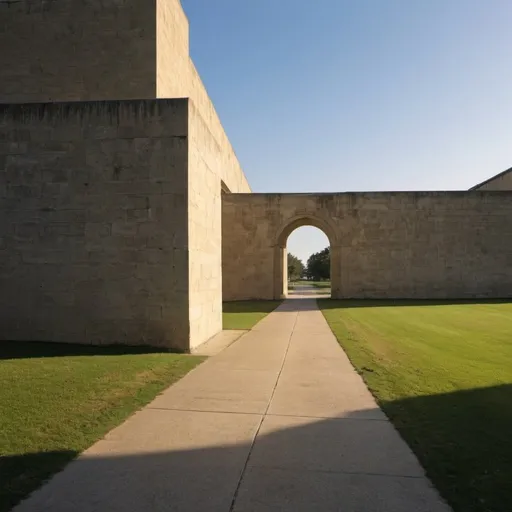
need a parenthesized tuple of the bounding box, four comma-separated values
(469, 166, 512, 190)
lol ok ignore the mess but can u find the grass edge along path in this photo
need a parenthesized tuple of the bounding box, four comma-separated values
(223, 300, 282, 330)
(0, 342, 204, 512)
(318, 299, 512, 512)
(289, 280, 331, 290)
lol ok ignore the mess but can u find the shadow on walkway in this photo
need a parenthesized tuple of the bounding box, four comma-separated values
(5, 385, 512, 512)
(4, 408, 441, 512)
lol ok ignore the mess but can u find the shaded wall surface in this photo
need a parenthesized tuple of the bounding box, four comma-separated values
(0, 0, 157, 102)
(0, 99, 191, 349)
(471, 169, 512, 191)
(222, 192, 512, 300)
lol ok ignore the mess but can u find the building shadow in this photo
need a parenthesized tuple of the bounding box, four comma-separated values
(3, 385, 511, 512)
(381, 384, 512, 512)
(0, 340, 171, 361)
(1, 450, 79, 512)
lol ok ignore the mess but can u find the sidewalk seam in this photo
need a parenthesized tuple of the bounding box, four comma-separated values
(228, 310, 299, 512)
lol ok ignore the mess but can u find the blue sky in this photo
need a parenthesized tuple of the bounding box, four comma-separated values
(182, 0, 512, 264)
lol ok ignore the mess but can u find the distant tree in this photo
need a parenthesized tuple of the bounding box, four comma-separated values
(306, 247, 330, 280)
(287, 253, 305, 281)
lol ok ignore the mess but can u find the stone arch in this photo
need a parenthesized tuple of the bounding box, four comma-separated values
(273, 215, 341, 299)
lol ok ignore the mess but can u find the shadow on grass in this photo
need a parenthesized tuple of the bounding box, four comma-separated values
(0, 450, 79, 512)
(319, 298, 512, 309)
(3, 385, 511, 512)
(0, 341, 174, 361)
(381, 384, 512, 512)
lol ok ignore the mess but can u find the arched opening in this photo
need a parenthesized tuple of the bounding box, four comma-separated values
(286, 226, 331, 298)
(274, 216, 339, 300)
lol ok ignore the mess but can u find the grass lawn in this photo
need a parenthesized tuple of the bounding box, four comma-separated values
(223, 300, 282, 329)
(0, 342, 204, 512)
(289, 280, 331, 290)
(319, 299, 512, 512)
(308, 280, 331, 289)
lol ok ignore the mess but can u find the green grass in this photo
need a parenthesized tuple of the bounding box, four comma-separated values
(310, 287, 331, 294)
(290, 280, 331, 288)
(319, 299, 512, 512)
(0, 342, 204, 512)
(308, 280, 331, 288)
(289, 280, 331, 290)
(223, 300, 282, 329)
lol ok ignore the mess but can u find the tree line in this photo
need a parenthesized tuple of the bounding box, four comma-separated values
(287, 247, 330, 281)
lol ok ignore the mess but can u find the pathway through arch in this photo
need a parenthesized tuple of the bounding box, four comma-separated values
(13, 299, 451, 512)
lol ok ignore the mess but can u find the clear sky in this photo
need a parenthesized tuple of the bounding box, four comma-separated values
(182, 0, 512, 264)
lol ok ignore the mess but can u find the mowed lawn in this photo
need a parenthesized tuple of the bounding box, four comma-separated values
(289, 280, 331, 289)
(223, 300, 282, 329)
(0, 342, 204, 512)
(308, 280, 331, 289)
(319, 300, 512, 512)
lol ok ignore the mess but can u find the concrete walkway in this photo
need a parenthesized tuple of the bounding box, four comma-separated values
(14, 299, 451, 512)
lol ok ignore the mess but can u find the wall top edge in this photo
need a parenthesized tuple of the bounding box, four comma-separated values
(224, 191, 512, 197)
(0, 98, 191, 125)
(0, 97, 190, 109)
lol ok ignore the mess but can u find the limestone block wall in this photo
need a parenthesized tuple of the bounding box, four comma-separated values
(0, 0, 157, 103)
(155, 0, 250, 192)
(187, 98, 250, 349)
(186, 89, 251, 348)
(157, 0, 191, 99)
(223, 192, 512, 300)
(222, 195, 277, 300)
(154, 0, 252, 348)
(0, 98, 191, 349)
(0, 0, 252, 349)
(471, 169, 512, 191)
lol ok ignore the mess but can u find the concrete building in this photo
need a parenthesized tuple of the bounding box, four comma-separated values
(469, 167, 512, 191)
(1, 0, 511, 352)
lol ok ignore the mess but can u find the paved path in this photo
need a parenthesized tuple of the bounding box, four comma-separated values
(288, 282, 330, 299)
(14, 299, 451, 512)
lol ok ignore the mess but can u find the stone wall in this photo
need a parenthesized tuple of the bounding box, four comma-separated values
(155, 0, 252, 348)
(186, 83, 251, 347)
(0, 0, 157, 102)
(223, 192, 512, 300)
(0, 99, 191, 349)
(157, 0, 191, 99)
(187, 97, 250, 349)
(0, 0, 252, 351)
(471, 169, 512, 191)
